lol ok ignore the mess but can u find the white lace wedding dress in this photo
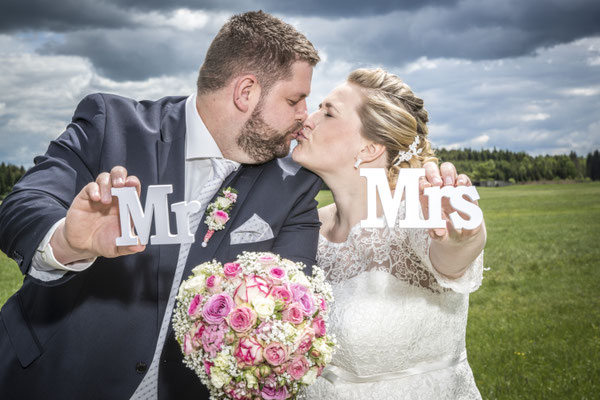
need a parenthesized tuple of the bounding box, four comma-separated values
(304, 210, 484, 400)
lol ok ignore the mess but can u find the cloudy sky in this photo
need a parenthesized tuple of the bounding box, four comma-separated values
(1, 0, 599, 167)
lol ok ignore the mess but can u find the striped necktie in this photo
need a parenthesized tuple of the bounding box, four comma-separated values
(130, 158, 238, 399)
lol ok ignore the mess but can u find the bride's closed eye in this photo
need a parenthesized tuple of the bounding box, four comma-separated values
(318, 103, 333, 118)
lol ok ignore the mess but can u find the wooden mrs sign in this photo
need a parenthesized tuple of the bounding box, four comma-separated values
(360, 168, 483, 230)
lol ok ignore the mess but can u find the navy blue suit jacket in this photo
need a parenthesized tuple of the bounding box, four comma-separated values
(0, 94, 322, 399)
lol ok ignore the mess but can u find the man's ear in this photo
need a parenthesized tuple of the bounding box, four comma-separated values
(233, 75, 261, 113)
(359, 142, 387, 163)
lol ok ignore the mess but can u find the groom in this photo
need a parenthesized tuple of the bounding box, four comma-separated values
(0, 11, 322, 399)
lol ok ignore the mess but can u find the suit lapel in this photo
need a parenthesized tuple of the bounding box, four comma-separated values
(183, 165, 263, 275)
(156, 101, 186, 323)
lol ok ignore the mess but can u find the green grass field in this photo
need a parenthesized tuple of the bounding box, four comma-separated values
(1, 183, 599, 398)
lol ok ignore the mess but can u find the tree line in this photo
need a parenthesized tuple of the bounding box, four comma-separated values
(0, 163, 26, 199)
(1, 149, 600, 198)
(436, 148, 600, 183)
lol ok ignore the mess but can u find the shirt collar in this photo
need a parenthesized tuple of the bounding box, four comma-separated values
(185, 93, 225, 160)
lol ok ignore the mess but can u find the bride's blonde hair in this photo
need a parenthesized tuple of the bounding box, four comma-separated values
(347, 68, 437, 188)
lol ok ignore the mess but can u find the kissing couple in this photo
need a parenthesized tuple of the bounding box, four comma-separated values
(0, 10, 485, 400)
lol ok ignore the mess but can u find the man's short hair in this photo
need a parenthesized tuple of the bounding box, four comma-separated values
(197, 11, 320, 94)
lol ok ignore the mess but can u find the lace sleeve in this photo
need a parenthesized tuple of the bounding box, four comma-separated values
(406, 227, 484, 294)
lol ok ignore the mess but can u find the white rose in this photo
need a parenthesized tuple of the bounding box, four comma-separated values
(213, 352, 230, 369)
(301, 367, 319, 385)
(178, 275, 206, 297)
(283, 322, 298, 342)
(313, 338, 333, 364)
(289, 271, 311, 288)
(252, 296, 275, 319)
(244, 370, 259, 389)
(210, 368, 231, 389)
(216, 197, 233, 208)
(192, 263, 213, 276)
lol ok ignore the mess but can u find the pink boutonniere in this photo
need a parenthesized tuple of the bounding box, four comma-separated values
(202, 187, 238, 247)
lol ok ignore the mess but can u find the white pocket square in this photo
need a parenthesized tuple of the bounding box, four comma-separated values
(230, 213, 274, 244)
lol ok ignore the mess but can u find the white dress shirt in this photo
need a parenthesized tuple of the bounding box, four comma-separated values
(30, 93, 239, 280)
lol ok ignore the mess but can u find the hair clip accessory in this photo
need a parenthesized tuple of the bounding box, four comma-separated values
(393, 136, 422, 166)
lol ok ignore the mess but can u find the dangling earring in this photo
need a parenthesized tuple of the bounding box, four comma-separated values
(354, 158, 362, 169)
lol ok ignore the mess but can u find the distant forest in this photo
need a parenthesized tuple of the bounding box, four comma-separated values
(436, 148, 600, 183)
(0, 163, 26, 199)
(1, 149, 600, 198)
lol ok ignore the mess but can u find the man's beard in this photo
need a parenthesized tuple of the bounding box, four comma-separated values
(237, 103, 302, 164)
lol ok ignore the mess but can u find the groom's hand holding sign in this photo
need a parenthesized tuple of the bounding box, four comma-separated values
(50, 166, 145, 265)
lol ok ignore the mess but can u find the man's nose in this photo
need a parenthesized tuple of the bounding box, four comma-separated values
(296, 99, 308, 122)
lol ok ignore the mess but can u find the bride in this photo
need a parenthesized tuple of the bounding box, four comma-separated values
(292, 68, 486, 399)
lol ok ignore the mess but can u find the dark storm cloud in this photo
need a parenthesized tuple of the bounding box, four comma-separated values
(39, 28, 215, 81)
(5, 0, 596, 83)
(0, 0, 132, 32)
(0, 0, 458, 32)
(1, 0, 598, 166)
(304, 0, 600, 67)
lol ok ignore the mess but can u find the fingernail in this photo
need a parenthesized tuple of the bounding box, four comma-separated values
(434, 228, 446, 236)
(457, 178, 466, 185)
(114, 177, 124, 186)
(444, 176, 453, 185)
(433, 177, 443, 186)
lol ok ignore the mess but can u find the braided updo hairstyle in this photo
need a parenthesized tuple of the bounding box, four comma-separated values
(347, 68, 437, 188)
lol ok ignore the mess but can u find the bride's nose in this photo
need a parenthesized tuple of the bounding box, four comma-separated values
(303, 112, 317, 131)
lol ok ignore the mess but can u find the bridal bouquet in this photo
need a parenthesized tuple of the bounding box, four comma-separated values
(173, 252, 336, 400)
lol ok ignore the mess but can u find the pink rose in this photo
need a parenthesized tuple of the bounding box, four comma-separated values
(227, 382, 254, 400)
(295, 329, 314, 355)
(290, 283, 316, 316)
(183, 333, 194, 356)
(204, 360, 213, 376)
(201, 322, 227, 358)
(290, 283, 308, 301)
(188, 294, 204, 318)
(286, 355, 310, 380)
(318, 297, 327, 312)
(258, 255, 277, 266)
(268, 267, 287, 282)
(234, 337, 263, 366)
(270, 285, 293, 304)
(263, 342, 288, 366)
(206, 275, 223, 294)
(262, 375, 278, 387)
(312, 316, 326, 338)
(212, 210, 229, 225)
(299, 293, 316, 316)
(227, 306, 257, 333)
(224, 191, 237, 202)
(234, 274, 271, 304)
(183, 322, 205, 355)
(202, 293, 234, 324)
(260, 385, 288, 400)
(223, 262, 242, 278)
(282, 302, 304, 325)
